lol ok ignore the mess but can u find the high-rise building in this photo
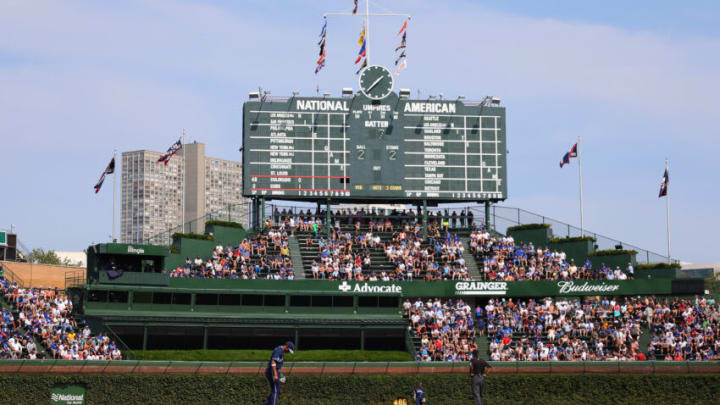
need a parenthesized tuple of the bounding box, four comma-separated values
(120, 143, 247, 244)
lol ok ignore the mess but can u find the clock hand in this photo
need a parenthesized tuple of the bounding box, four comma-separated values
(367, 77, 383, 92)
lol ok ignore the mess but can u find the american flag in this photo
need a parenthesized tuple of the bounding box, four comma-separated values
(157, 138, 183, 166)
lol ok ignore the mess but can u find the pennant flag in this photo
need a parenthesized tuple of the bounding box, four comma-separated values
(396, 59, 407, 75)
(317, 50, 326, 65)
(352, 0, 358, 14)
(658, 168, 669, 197)
(395, 44, 406, 52)
(319, 39, 325, 56)
(397, 20, 408, 36)
(355, 40, 366, 64)
(395, 33, 406, 51)
(355, 58, 367, 75)
(157, 138, 183, 166)
(94, 157, 115, 194)
(319, 20, 327, 37)
(315, 60, 325, 74)
(357, 24, 365, 46)
(395, 50, 406, 65)
(559, 143, 578, 168)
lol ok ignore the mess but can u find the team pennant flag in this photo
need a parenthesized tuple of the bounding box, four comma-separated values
(355, 40, 366, 64)
(559, 143, 578, 168)
(395, 51, 406, 65)
(157, 138, 183, 166)
(317, 50, 326, 65)
(94, 156, 115, 194)
(315, 60, 325, 74)
(319, 39, 325, 56)
(395, 33, 407, 51)
(396, 59, 407, 75)
(355, 58, 367, 74)
(357, 24, 365, 46)
(397, 20, 408, 36)
(319, 20, 327, 38)
(352, 0, 358, 14)
(658, 168, 669, 197)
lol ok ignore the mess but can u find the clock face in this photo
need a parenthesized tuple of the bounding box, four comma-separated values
(358, 65, 394, 100)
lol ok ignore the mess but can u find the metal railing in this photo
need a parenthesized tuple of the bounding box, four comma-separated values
(143, 201, 251, 246)
(259, 202, 674, 265)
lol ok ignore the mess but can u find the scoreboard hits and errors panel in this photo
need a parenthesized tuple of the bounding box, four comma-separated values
(242, 87, 507, 202)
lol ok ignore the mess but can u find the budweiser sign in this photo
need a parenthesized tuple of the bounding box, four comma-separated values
(557, 281, 621, 294)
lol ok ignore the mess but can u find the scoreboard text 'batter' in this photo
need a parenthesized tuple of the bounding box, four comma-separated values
(242, 92, 507, 202)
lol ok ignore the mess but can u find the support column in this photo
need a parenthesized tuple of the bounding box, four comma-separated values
(326, 199, 332, 239)
(142, 326, 148, 351)
(260, 198, 265, 230)
(203, 326, 209, 350)
(295, 328, 300, 351)
(484, 201, 491, 231)
(360, 328, 365, 351)
(422, 199, 428, 238)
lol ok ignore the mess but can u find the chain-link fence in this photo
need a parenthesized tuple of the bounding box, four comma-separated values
(143, 202, 251, 246)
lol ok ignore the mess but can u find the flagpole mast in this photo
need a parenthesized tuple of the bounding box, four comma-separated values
(578, 136, 584, 237)
(182, 128, 186, 234)
(665, 158, 671, 263)
(112, 149, 117, 242)
(365, 0, 370, 65)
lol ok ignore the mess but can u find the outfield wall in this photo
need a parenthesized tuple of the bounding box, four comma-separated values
(2, 359, 718, 375)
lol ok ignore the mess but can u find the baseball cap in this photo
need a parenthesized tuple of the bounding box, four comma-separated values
(285, 341, 295, 354)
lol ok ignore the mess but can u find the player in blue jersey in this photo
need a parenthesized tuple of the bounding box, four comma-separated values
(262, 341, 294, 405)
(413, 382, 426, 404)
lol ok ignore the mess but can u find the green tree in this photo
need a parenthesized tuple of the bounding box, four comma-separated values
(28, 248, 62, 265)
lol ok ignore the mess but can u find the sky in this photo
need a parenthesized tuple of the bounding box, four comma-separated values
(0, 0, 718, 263)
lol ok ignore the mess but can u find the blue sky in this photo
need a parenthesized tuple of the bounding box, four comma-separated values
(1, 0, 717, 263)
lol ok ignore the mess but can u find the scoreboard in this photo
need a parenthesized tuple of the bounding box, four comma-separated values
(242, 90, 507, 202)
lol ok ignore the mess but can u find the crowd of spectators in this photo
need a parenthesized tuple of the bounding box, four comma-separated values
(0, 276, 122, 360)
(403, 298, 478, 362)
(405, 295, 720, 362)
(169, 222, 295, 280)
(470, 229, 633, 281)
(647, 296, 720, 361)
(484, 297, 645, 361)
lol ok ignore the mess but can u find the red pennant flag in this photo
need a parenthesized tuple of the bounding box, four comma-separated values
(352, 0, 358, 14)
(397, 20, 408, 36)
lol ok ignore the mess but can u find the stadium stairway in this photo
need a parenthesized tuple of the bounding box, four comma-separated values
(460, 237, 483, 280)
(287, 235, 306, 279)
(638, 324, 652, 356)
(476, 334, 490, 361)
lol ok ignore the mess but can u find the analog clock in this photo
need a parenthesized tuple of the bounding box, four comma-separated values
(358, 65, 394, 100)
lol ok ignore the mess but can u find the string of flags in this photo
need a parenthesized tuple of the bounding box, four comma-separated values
(395, 20, 408, 74)
(315, 20, 327, 74)
(355, 22, 367, 74)
(352, 0, 358, 14)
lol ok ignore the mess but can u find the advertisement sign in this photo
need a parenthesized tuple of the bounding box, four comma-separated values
(51, 384, 86, 405)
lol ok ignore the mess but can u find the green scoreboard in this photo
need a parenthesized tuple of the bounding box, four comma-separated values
(242, 66, 507, 202)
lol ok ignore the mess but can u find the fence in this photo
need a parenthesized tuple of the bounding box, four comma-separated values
(143, 201, 674, 264)
(144, 201, 251, 246)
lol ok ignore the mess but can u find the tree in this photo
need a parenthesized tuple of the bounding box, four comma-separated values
(28, 249, 62, 265)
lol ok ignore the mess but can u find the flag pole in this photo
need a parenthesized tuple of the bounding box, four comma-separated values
(112, 149, 117, 242)
(365, 0, 370, 65)
(182, 129, 186, 234)
(665, 158, 671, 263)
(577, 136, 584, 237)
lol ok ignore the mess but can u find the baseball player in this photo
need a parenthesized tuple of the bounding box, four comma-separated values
(262, 341, 294, 405)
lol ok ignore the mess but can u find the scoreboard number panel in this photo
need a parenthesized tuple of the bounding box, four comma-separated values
(243, 91, 507, 202)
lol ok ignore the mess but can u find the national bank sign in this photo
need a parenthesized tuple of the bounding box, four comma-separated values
(454, 281, 508, 296)
(338, 281, 402, 294)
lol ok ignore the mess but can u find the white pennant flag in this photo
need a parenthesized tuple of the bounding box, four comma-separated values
(396, 59, 407, 75)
